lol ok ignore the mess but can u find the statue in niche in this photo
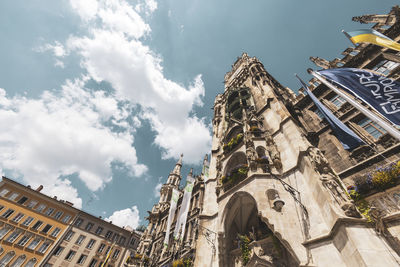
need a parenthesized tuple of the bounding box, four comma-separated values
(308, 147, 330, 173)
(246, 146, 257, 171)
(369, 205, 387, 236)
(244, 131, 254, 148)
(320, 167, 347, 205)
(265, 132, 282, 170)
(320, 167, 361, 218)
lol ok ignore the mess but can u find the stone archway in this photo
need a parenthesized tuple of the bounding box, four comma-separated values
(220, 191, 297, 266)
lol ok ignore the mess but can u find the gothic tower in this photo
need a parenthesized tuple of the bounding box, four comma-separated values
(194, 53, 400, 266)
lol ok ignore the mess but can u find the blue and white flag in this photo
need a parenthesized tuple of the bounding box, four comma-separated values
(296, 75, 364, 150)
(318, 68, 400, 126)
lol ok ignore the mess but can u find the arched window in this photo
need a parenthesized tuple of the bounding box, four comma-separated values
(10, 254, 26, 267)
(256, 146, 266, 158)
(0, 251, 15, 266)
(24, 258, 36, 267)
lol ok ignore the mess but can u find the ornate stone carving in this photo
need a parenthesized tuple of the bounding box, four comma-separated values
(369, 206, 387, 236)
(265, 132, 282, 170)
(308, 147, 329, 173)
(246, 146, 257, 171)
(320, 167, 347, 205)
(310, 56, 332, 69)
(341, 201, 361, 218)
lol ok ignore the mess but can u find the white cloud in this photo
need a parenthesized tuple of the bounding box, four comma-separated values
(106, 205, 140, 229)
(65, 0, 211, 164)
(0, 80, 147, 208)
(153, 182, 162, 198)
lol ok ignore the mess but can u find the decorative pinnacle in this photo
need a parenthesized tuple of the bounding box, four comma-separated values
(177, 154, 183, 165)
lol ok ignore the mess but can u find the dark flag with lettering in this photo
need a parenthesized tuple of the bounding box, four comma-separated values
(296, 75, 364, 150)
(318, 68, 400, 126)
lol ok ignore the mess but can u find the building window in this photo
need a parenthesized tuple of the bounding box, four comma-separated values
(64, 231, 75, 241)
(27, 238, 41, 250)
(95, 226, 103, 235)
(97, 243, 106, 253)
(5, 230, 21, 243)
(62, 215, 71, 223)
(0, 226, 11, 240)
(44, 208, 54, 216)
(17, 196, 28, 205)
(2, 208, 15, 219)
(86, 239, 96, 249)
(41, 224, 52, 234)
(329, 95, 346, 108)
(357, 118, 387, 139)
(53, 211, 63, 220)
(75, 235, 86, 245)
(89, 259, 98, 267)
(8, 193, 19, 201)
(112, 249, 120, 259)
(37, 241, 51, 254)
(105, 231, 113, 239)
(26, 200, 37, 209)
(0, 205, 4, 212)
(53, 246, 64, 256)
(77, 254, 87, 265)
(65, 250, 76, 261)
(119, 236, 126, 245)
(74, 218, 83, 227)
(50, 228, 61, 237)
(12, 212, 25, 223)
(104, 246, 111, 255)
(372, 60, 400, 76)
(85, 222, 94, 231)
(36, 204, 46, 213)
(9, 254, 26, 267)
(31, 220, 43, 230)
(22, 217, 34, 227)
(24, 258, 37, 267)
(113, 233, 119, 242)
(0, 251, 15, 266)
(0, 189, 9, 197)
(17, 235, 31, 246)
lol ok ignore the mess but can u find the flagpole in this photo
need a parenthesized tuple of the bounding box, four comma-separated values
(308, 68, 400, 142)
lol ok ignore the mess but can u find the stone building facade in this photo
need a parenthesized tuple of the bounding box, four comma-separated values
(0, 176, 141, 267)
(137, 6, 400, 267)
(132, 155, 205, 266)
(42, 210, 141, 267)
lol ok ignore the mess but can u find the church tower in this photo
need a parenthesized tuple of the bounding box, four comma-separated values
(194, 53, 400, 266)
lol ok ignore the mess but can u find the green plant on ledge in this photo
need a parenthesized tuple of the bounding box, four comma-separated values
(172, 257, 193, 267)
(347, 187, 373, 223)
(238, 234, 250, 266)
(221, 164, 249, 188)
(223, 133, 244, 153)
(351, 161, 400, 197)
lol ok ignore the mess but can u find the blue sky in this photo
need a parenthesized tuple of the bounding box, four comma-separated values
(0, 0, 396, 228)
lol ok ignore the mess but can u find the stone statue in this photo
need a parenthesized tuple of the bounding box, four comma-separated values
(320, 167, 347, 205)
(216, 154, 222, 181)
(265, 133, 282, 169)
(341, 201, 361, 218)
(246, 146, 257, 171)
(369, 206, 387, 236)
(308, 147, 329, 173)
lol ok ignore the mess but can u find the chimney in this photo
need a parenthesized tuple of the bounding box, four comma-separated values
(53, 196, 57, 200)
(65, 201, 74, 206)
(36, 185, 43, 192)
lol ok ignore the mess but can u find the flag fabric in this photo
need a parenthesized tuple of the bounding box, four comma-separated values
(101, 243, 114, 267)
(296, 75, 365, 150)
(318, 68, 400, 126)
(163, 188, 179, 248)
(173, 174, 195, 241)
(344, 29, 400, 52)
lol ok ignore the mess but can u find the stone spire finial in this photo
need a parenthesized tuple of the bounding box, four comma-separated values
(171, 154, 183, 176)
(309, 56, 331, 69)
(189, 168, 193, 177)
